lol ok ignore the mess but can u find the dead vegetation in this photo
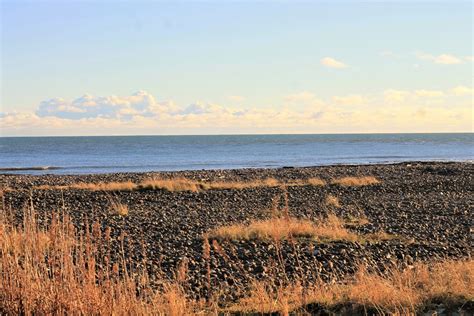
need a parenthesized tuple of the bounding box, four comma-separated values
(306, 178, 326, 186)
(331, 176, 380, 186)
(207, 214, 395, 244)
(228, 259, 474, 314)
(325, 194, 341, 208)
(0, 208, 200, 315)
(140, 177, 285, 192)
(108, 195, 129, 216)
(36, 181, 137, 191)
(207, 217, 349, 242)
(32, 175, 380, 192)
(0, 208, 471, 315)
(33, 177, 327, 192)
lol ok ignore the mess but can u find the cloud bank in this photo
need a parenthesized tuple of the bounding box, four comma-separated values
(1, 87, 472, 136)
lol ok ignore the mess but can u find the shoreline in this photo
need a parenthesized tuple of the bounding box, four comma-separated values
(1, 159, 472, 176)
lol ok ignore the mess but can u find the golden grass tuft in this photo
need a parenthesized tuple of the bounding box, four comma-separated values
(139, 178, 202, 192)
(110, 200, 129, 216)
(306, 178, 326, 186)
(208, 214, 400, 244)
(325, 194, 341, 208)
(208, 218, 319, 241)
(208, 215, 360, 242)
(321, 214, 360, 242)
(331, 176, 380, 186)
(229, 260, 474, 314)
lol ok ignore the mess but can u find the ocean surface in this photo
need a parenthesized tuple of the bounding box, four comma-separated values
(0, 134, 472, 175)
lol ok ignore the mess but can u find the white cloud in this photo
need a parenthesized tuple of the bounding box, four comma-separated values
(320, 57, 347, 69)
(451, 86, 473, 96)
(332, 94, 368, 106)
(434, 54, 463, 64)
(36, 91, 173, 120)
(179, 102, 226, 115)
(284, 92, 326, 111)
(416, 52, 463, 65)
(1, 88, 472, 136)
(383, 89, 410, 103)
(414, 90, 444, 98)
(284, 91, 317, 103)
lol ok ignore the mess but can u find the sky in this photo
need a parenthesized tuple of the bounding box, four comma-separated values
(0, 0, 473, 136)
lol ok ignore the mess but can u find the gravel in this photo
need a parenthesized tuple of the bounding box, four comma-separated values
(1, 161, 473, 302)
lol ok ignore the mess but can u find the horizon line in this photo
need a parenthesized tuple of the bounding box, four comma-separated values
(1, 131, 473, 138)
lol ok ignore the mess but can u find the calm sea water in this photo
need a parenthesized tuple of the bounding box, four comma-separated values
(0, 134, 472, 174)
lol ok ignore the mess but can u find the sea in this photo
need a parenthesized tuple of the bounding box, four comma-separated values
(0, 134, 472, 175)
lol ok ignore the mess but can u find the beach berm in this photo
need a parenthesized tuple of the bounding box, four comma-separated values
(0, 161, 472, 314)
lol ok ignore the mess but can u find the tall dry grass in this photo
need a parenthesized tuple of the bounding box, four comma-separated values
(229, 260, 474, 314)
(1, 207, 471, 315)
(0, 208, 202, 315)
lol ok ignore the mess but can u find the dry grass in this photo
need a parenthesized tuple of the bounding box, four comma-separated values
(36, 181, 137, 191)
(331, 176, 380, 186)
(31, 175, 383, 192)
(208, 217, 324, 241)
(33, 177, 327, 192)
(139, 178, 203, 192)
(208, 215, 361, 243)
(140, 177, 285, 192)
(0, 208, 201, 315)
(16, 176, 382, 193)
(208, 214, 399, 244)
(306, 178, 326, 186)
(230, 260, 474, 314)
(325, 194, 341, 208)
(109, 198, 129, 216)
(363, 230, 401, 242)
(345, 214, 370, 226)
(1, 208, 472, 315)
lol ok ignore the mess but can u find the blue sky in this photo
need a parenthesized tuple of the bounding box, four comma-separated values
(1, 1, 472, 135)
